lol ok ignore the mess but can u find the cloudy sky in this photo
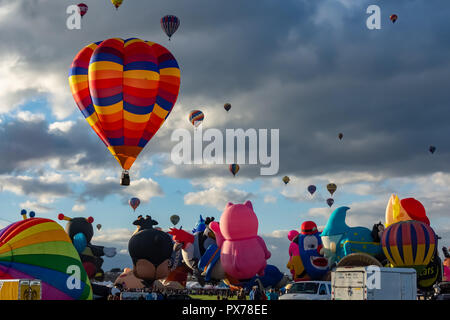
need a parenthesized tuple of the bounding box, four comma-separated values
(0, 0, 449, 273)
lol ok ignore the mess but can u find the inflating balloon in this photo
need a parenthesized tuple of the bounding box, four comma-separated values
(224, 103, 231, 112)
(161, 15, 180, 41)
(307, 185, 316, 195)
(111, 0, 123, 10)
(209, 201, 271, 281)
(385, 195, 430, 227)
(429, 146, 436, 154)
(189, 110, 204, 127)
(170, 214, 180, 226)
(326, 198, 334, 207)
(128, 216, 173, 286)
(229, 164, 240, 177)
(77, 3, 88, 17)
(0, 213, 92, 300)
(129, 197, 141, 212)
(69, 38, 181, 186)
(282, 176, 290, 185)
(327, 183, 337, 196)
(390, 14, 398, 23)
(382, 220, 436, 270)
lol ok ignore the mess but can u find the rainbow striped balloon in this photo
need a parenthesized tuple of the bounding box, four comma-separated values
(0, 218, 92, 300)
(69, 38, 181, 172)
(382, 220, 436, 269)
(189, 110, 204, 127)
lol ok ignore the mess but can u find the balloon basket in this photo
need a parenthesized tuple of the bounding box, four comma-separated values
(120, 171, 130, 186)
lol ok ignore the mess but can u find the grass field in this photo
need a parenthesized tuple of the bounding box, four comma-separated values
(189, 295, 240, 300)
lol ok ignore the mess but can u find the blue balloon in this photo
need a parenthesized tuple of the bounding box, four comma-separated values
(73, 232, 87, 253)
(307, 185, 316, 195)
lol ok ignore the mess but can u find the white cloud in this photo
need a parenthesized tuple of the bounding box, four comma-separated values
(16, 110, 45, 122)
(72, 204, 86, 212)
(48, 121, 75, 134)
(264, 195, 277, 204)
(184, 187, 254, 210)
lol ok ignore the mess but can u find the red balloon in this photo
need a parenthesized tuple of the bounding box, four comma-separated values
(77, 3, 88, 17)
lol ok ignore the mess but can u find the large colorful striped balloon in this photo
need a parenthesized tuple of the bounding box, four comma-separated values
(69, 38, 181, 175)
(189, 110, 204, 127)
(0, 218, 92, 300)
(382, 220, 436, 269)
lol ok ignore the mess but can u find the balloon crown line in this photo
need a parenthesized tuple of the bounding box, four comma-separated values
(58, 213, 94, 224)
(20, 209, 36, 220)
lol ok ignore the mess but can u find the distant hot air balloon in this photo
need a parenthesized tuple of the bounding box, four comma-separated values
(327, 183, 337, 196)
(96, 224, 102, 231)
(77, 3, 88, 17)
(161, 15, 180, 40)
(282, 176, 290, 185)
(68, 38, 181, 186)
(326, 198, 334, 207)
(129, 198, 141, 212)
(338, 133, 343, 140)
(189, 110, 204, 127)
(307, 185, 316, 195)
(382, 220, 436, 270)
(170, 215, 180, 226)
(429, 146, 436, 154)
(229, 164, 240, 177)
(224, 103, 231, 112)
(390, 14, 398, 23)
(111, 0, 123, 10)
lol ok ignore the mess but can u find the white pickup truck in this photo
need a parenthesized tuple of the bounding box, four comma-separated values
(279, 281, 331, 300)
(331, 266, 417, 300)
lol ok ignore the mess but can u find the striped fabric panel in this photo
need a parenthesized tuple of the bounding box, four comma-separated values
(69, 38, 180, 170)
(161, 15, 180, 38)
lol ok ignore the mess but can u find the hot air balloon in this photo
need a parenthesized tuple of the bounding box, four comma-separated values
(129, 198, 141, 212)
(327, 183, 337, 196)
(338, 133, 343, 140)
(111, 0, 123, 10)
(96, 224, 102, 231)
(69, 38, 181, 186)
(229, 164, 240, 177)
(0, 214, 92, 300)
(161, 15, 180, 40)
(326, 198, 334, 207)
(170, 215, 180, 226)
(189, 110, 204, 127)
(77, 3, 88, 17)
(382, 220, 436, 270)
(307, 185, 316, 195)
(390, 14, 398, 23)
(282, 176, 290, 185)
(224, 103, 231, 112)
(429, 146, 436, 154)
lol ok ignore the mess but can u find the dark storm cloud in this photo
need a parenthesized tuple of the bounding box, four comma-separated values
(1, 0, 449, 181)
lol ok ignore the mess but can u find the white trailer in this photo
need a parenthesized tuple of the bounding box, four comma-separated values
(331, 266, 417, 300)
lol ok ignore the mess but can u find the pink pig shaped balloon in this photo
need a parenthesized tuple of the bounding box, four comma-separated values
(209, 201, 271, 280)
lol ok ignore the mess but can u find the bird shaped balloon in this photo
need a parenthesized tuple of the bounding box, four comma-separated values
(69, 38, 181, 186)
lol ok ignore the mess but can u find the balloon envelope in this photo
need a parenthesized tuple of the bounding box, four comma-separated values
(69, 38, 181, 175)
(327, 183, 337, 196)
(224, 103, 231, 112)
(282, 176, 290, 185)
(390, 14, 398, 23)
(338, 133, 343, 140)
(429, 146, 436, 154)
(229, 164, 240, 176)
(189, 110, 204, 127)
(326, 198, 334, 207)
(77, 3, 88, 17)
(0, 218, 92, 300)
(129, 197, 141, 211)
(307, 185, 316, 195)
(382, 220, 436, 269)
(96, 224, 102, 231)
(111, 0, 123, 9)
(161, 15, 180, 40)
(170, 215, 180, 226)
